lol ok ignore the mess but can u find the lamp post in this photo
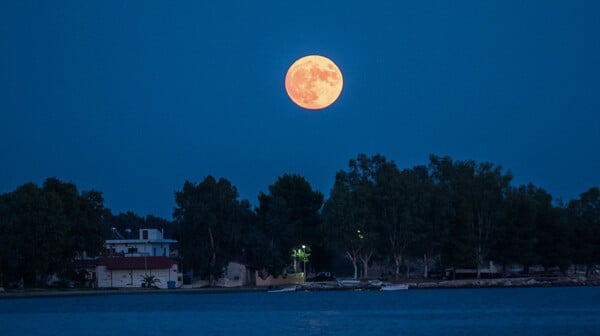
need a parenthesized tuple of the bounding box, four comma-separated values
(301, 245, 307, 279)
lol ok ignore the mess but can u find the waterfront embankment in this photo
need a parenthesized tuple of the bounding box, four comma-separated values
(1, 276, 598, 298)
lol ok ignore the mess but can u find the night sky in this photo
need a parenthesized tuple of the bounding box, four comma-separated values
(2, 1, 598, 219)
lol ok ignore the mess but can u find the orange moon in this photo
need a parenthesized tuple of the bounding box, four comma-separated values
(285, 55, 343, 110)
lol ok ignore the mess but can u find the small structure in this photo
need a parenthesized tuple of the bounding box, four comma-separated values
(215, 262, 255, 287)
(255, 272, 305, 287)
(105, 229, 177, 257)
(96, 256, 182, 289)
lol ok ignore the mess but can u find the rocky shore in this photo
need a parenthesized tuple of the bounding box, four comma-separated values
(0, 286, 265, 299)
(1, 276, 598, 298)
(292, 276, 600, 291)
(402, 276, 600, 289)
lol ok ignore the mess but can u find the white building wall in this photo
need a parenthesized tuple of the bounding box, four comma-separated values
(140, 229, 163, 240)
(96, 264, 182, 289)
(96, 265, 111, 288)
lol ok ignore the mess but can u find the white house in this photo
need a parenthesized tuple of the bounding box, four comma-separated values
(96, 256, 182, 289)
(105, 228, 177, 257)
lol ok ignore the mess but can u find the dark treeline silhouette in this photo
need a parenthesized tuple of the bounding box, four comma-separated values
(172, 154, 599, 282)
(0, 178, 105, 286)
(0, 179, 174, 287)
(0, 154, 598, 287)
(104, 212, 173, 240)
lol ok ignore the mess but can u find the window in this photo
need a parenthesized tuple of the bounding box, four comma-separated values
(142, 230, 148, 240)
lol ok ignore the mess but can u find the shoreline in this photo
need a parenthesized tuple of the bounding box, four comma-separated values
(1, 276, 598, 299)
(400, 276, 600, 290)
(0, 286, 266, 299)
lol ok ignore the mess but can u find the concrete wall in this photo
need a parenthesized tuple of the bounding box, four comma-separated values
(255, 272, 304, 287)
(139, 229, 163, 240)
(216, 262, 250, 287)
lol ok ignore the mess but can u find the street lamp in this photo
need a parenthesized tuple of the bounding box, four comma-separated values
(301, 245, 307, 277)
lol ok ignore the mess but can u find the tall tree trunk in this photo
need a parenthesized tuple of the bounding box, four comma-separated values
(359, 251, 373, 279)
(208, 227, 216, 286)
(476, 245, 482, 279)
(345, 251, 359, 279)
(394, 255, 401, 279)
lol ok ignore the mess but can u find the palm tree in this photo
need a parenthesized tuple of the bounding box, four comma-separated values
(140, 274, 161, 288)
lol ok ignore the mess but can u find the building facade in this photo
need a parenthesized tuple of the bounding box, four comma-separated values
(96, 256, 182, 289)
(105, 228, 177, 257)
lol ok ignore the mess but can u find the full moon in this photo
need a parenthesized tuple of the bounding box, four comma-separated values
(285, 55, 343, 110)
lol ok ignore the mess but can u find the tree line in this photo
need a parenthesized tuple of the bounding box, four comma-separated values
(0, 178, 105, 286)
(0, 154, 598, 287)
(0, 179, 173, 287)
(172, 154, 599, 282)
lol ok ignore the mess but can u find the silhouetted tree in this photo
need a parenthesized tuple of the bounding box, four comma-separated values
(254, 174, 323, 276)
(0, 178, 107, 287)
(43, 178, 105, 261)
(493, 184, 547, 273)
(567, 187, 600, 275)
(173, 176, 245, 284)
(430, 155, 511, 278)
(104, 211, 173, 240)
(535, 196, 571, 273)
(323, 154, 385, 278)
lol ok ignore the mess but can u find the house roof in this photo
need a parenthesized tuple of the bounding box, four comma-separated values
(98, 256, 177, 270)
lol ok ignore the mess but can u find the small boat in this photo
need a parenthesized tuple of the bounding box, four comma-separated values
(338, 279, 361, 287)
(267, 286, 297, 293)
(380, 283, 409, 291)
(368, 280, 383, 287)
(297, 282, 338, 291)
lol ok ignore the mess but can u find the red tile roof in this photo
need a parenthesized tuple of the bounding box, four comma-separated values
(98, 256, 177, 270)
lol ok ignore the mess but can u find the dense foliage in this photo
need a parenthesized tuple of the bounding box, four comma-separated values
(103, 211, 173, 240)
(173, 176, 246, 284)
(0, 154, 599, 287)
(0, 178, 105, 286)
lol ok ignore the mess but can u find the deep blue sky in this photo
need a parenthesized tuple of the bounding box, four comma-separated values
(1, 1, 598, 219)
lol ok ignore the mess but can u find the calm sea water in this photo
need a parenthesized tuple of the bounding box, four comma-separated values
(1, 287, 599, 336)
